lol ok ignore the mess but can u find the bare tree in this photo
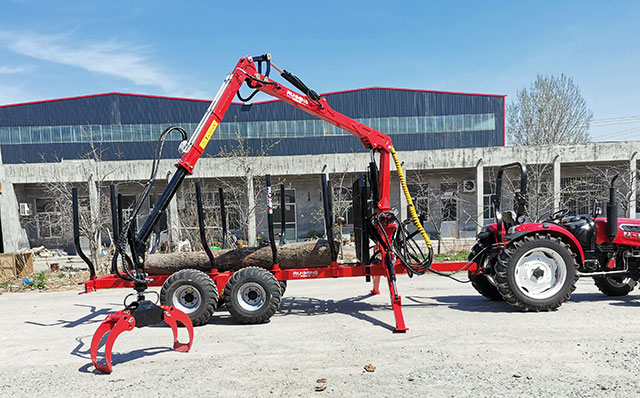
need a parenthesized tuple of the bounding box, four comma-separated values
(407, 172, 476, 254)
(21, 126, 119, 273)
(174, 135, 279, 248)
(508, 74, 593, 146)
(564, 164, 636, 216)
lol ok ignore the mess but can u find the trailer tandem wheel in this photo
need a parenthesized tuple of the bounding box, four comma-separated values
(160, 269, 219, 326)
(224, 267, 282, 324)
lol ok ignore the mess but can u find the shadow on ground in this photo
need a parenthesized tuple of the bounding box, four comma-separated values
(24, 304, 116, 328)
(72, 333, 174, 374)
(272, 292, 518, 330)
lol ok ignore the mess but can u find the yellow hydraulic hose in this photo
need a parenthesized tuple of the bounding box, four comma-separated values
(390, 146, 433, 250)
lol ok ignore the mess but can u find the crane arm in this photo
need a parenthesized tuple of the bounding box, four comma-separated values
(177, 54, 392, 173)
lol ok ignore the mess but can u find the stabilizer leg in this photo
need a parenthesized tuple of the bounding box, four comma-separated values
(382, 254, 408, 333)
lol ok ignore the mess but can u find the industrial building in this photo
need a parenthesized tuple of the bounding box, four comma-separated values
(0, 88, 505, 252)
(0, 88, 636, 255)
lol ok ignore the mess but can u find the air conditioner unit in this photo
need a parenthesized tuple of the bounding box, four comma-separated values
(463, 179, 476, 193)
(19, 202, 32, 216)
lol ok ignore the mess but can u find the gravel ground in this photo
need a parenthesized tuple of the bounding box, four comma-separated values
(1, 274, 639, 397)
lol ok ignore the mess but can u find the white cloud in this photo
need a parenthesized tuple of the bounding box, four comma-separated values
(0, 31, 205, 98)
(0, 83, 35, 105)
(0, 65, 32, 74)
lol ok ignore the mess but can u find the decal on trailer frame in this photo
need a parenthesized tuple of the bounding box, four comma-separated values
(292, 270, 319, 278)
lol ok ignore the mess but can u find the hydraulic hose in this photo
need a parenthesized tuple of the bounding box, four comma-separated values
(390, 146, 434, 272)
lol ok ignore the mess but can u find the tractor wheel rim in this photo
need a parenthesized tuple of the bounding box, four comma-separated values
(173, 285, 202, 314)
(237, 282, 266, 312)
(514, 247, 567, 299)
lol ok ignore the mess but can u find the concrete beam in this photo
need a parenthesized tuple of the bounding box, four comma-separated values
(5, 141, 640, 185)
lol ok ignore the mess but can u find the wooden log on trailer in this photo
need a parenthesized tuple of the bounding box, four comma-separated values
(145, 239, 346, 275)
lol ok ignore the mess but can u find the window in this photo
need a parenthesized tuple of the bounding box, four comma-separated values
(0, 113, 496, 145)
(34, 198, 62, 238)
(273, 188, 296, 241)
(407, 184, 429, 216)
(333, 185, 353, 225)
(483, 181, 495, 219)
(561, 176, 600, 215)
(441, 183, 457, 221)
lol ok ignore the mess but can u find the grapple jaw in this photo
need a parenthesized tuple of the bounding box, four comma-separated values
(90, 301, 194, 374)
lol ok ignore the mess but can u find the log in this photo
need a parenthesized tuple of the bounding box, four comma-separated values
(145, 239, 341, 275)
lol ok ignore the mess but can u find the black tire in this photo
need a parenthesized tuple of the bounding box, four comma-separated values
(160, 269, 218, 326)
(495, 234, 578, 311)
(594, 275, 636, 296)
(223, 267, 282, 324)
(279, 281, 287, 297)
(468, 271, 502, 301)
(468, 243, 502, 301)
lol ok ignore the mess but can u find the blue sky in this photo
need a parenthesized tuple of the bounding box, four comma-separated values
(0, 0, 639, 141)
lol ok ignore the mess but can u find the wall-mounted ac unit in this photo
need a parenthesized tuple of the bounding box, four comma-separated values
(19, 203, 32, 216)
(463, 179, 476, 193)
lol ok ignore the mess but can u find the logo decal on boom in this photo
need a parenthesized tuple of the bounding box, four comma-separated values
(286, 90, 308, 105)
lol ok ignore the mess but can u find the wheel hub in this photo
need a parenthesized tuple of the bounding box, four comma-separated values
(514, 247, 567, 299)
(172, 285, 202, 314)
(237, 282, 266, 312)
(532, 267, 545, 279)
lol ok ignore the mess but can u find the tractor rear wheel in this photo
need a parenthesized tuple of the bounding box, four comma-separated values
(593, 275, 636, 296)
(223, 267, 282, 324)
(160, 269, 218, 326)
(468, 243, 502, 301)
(495, 234, 578, 311)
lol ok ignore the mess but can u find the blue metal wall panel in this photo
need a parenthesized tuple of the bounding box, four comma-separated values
(0, 89, 503, 125)
(0, 88, 504, 163)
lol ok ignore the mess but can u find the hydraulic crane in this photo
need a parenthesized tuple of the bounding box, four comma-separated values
(87, 53, 438, 373)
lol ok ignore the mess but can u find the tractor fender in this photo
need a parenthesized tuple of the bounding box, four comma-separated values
(502, 222, 585, 264)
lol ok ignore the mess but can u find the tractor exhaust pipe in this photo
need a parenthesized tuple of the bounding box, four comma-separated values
(606, 175, 619, 243)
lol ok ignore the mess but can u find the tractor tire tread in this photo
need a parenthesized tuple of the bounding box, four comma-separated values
(494, 233, 578, 311)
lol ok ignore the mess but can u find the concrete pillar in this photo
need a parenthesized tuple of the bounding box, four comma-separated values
(0, 182, 27, 252)
(246, 174, 257, 247)
(0, 147, 28, 252)
(630, 152, 637, 218)
(553, 155, 561, 213)
(167, 187, 180, 248)
(476, 159, 484, 234)
(88, 172, 99, 232)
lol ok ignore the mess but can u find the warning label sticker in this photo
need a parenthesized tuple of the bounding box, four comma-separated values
(199, 120, 219, 149)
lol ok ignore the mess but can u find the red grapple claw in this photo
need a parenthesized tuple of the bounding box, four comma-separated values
(90, 311, 135, 374)
(160, 305, 194, 352)
(89, 304, 194, 374)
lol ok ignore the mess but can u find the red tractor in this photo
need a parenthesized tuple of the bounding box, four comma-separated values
(469, 163, 639, 310)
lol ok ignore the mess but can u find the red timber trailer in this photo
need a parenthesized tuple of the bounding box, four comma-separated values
(76, 54, 477, 373)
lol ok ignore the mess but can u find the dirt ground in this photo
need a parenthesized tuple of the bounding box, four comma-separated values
(1, 274, 639, 397)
